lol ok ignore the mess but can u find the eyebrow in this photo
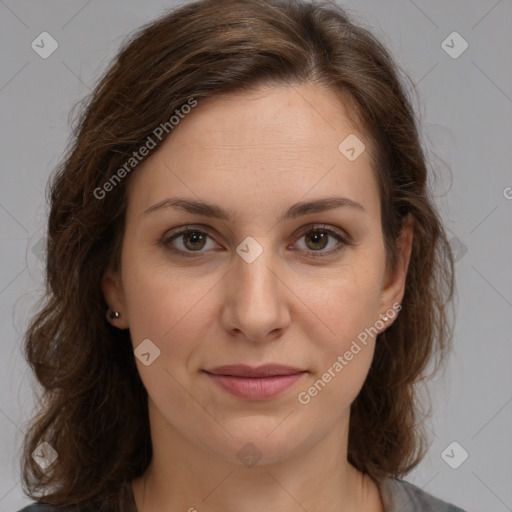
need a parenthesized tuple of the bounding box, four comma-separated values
(143, 196, 365, 222)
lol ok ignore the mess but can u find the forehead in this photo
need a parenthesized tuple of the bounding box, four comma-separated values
(126, 83, 379, 220)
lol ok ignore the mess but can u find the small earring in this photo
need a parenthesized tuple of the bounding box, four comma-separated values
(107, 310, 120, 321)
(382, 314, 389, 322)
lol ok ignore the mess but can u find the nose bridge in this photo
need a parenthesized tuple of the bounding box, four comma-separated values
(223, 236, 290, 340)
(235, 237, 281, 306)
(239, 247, 277, 294)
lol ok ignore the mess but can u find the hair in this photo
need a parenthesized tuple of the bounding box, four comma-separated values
(20, 0, 455, 508)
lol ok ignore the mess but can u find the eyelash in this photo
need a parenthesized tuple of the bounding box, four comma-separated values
(159, 224, 351, 259)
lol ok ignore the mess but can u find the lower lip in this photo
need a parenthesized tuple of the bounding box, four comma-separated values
(204, 372, 306, 400)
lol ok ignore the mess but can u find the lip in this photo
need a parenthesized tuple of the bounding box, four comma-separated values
(205, 364, 305, 377)
(203, 364, 307, 400)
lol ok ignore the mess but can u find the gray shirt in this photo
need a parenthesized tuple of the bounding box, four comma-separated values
(16, 478, 468, 511)
(379, 478, 467, 511)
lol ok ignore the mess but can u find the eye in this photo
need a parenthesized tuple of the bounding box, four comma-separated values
(161, 227, 219, 256)
(293, 225, 349, 257)
(160, 224, 349, 258)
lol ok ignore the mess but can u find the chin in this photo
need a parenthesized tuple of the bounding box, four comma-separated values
(200, 416, 315, 466)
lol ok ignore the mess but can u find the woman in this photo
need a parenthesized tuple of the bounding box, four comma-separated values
(17, 0, 465, 510)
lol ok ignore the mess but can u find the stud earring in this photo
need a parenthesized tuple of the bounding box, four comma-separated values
(107, 310, 121, 321)
(382, 314, 389, 322)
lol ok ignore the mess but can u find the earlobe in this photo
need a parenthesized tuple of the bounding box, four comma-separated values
(101, 266, 129, 329)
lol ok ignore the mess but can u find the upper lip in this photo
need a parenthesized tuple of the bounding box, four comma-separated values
(204, 364, 306, 378)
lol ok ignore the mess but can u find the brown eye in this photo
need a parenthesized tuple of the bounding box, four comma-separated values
(161, 224, 348, 259)
(304, 231, 329, 251)
(294, 226, 348, 257)
(181, 231, 208, 251)
(163, 228, 218, 255)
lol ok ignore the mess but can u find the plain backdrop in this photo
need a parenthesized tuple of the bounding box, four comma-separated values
(1, 1, 511, 511)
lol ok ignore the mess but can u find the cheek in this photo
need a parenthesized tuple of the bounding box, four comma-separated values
(120, 244, 228, 377)
(296, 346, 375, 423)
(120, 246, 195, 349)
(294, 274, 382, 413)
(121, 263, 211, 413)
(297, 255, 384, 345)
(293, 252, 384, 403)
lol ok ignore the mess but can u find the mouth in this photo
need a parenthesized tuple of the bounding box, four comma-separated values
(202, 364, 307, 400)
(204, 364, 306, 377)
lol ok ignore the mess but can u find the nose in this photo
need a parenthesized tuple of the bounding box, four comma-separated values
(220, 245, 291, 343)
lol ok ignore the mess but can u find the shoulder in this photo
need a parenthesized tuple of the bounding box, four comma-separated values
(379, 478, 468, 512)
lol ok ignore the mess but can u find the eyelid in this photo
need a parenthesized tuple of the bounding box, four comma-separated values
(294, 223, 351, 243)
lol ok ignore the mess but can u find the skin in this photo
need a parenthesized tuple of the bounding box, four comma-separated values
(102, 83, 413, 512)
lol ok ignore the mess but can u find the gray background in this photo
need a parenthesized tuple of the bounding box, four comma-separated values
(1, 1, 511, 511)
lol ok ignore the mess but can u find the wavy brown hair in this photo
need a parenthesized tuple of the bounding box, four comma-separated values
(20, 0, 455, 508)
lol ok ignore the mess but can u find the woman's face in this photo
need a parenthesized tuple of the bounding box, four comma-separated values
(103, 83, 411, 465)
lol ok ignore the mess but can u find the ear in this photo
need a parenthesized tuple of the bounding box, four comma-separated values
(379, 214, 414, 321)
(101, 264, 130, 329)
